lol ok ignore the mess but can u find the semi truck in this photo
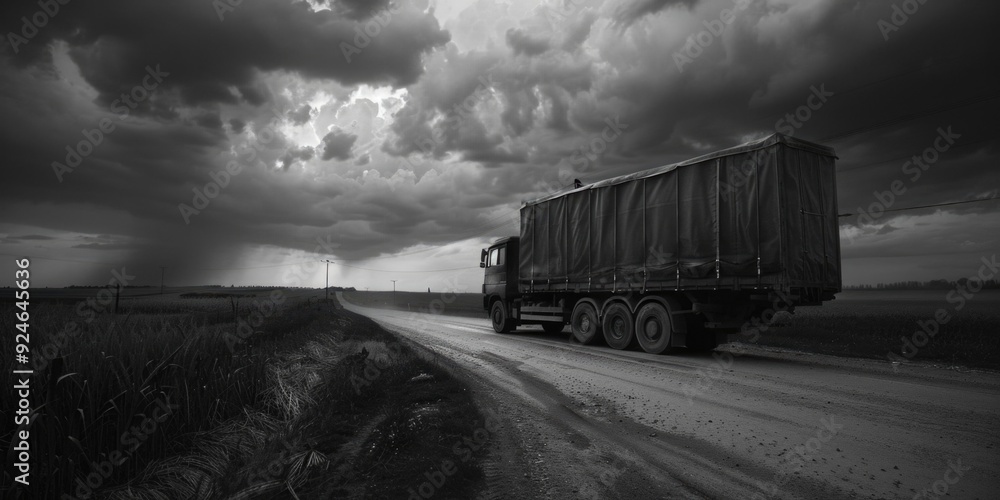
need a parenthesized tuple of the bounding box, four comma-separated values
(480, 133, 841, 353)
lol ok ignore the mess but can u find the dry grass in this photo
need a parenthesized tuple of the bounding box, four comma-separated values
(0, 294, 304, 498)
(1, 293, 486, 499)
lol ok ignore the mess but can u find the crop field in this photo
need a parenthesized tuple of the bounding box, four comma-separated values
(342, 290, 484, 317)
(0, 288, 485, 499)
(757, 289, 1000, 370)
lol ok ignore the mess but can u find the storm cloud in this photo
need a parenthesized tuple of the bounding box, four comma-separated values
(1, 0, 997, 289)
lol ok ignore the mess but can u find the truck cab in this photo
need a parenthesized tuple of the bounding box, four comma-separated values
(481, 237, 519, 331)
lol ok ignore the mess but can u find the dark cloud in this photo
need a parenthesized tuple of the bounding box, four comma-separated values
(560, 11, 597, 51)
(1, 0, 998, 287)
(12, 234, 54, 241)
(0, 0, 450, 109)
(72, 242, 136, 251)
(506, 28, 551, 56)
(288, 104, 313, 126)
(325, 0, 393, 20)
(279, 145, 315, 169)
(321, 129, 358, 161)
(612, 0, 698, 27)
(196, 113, 224, 130)
(229, 118, 247, 133)
(876, 224, 899, 235)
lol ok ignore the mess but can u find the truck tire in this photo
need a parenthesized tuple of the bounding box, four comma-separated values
(542, 322, 565, 334)
(491, 300, 514, 333)
(634, 302, 672, 354)
(602, 303, 635, 350)
(570, 302, 600, 344)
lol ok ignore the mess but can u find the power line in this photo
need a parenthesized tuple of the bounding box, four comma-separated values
(838, 196, 999, 218)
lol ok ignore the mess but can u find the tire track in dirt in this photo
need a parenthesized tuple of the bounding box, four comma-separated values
(341, 295, 1000, 499)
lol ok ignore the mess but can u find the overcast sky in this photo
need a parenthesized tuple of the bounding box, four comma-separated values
(2, 0, 998, 291)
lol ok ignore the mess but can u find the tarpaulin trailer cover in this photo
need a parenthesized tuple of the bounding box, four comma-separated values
(519, 133, 841, 293)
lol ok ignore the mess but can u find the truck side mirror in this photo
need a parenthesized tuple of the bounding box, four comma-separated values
(480, 248, 488, 267)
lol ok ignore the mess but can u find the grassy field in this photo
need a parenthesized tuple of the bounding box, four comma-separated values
(342, 289, 1000, 370)
(756, 289, 1000, 370)
(1, 288, 487, 499)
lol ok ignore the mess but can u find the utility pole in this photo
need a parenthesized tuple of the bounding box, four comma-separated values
(322, 260, 334, 300)
(390, 280, 397, 308)
(159, 266, 166, 295)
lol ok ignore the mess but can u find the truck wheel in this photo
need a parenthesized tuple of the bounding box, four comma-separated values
(634, 302, 672, 354)
(491, 301, 514, 334)
(570, 302, 600, 344)
(602, 303, 635, 350)
(542, 322, 565, 334)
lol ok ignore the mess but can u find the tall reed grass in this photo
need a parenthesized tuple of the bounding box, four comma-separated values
(0, 295, 308, 498)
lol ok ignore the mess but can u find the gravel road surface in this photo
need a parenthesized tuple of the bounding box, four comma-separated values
(339, 294, 999, 500)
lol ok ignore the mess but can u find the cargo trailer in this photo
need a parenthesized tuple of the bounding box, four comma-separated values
(480, 133, 841, 353)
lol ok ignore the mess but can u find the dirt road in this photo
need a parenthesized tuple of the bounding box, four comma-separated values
(338, 294, 999, 499)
